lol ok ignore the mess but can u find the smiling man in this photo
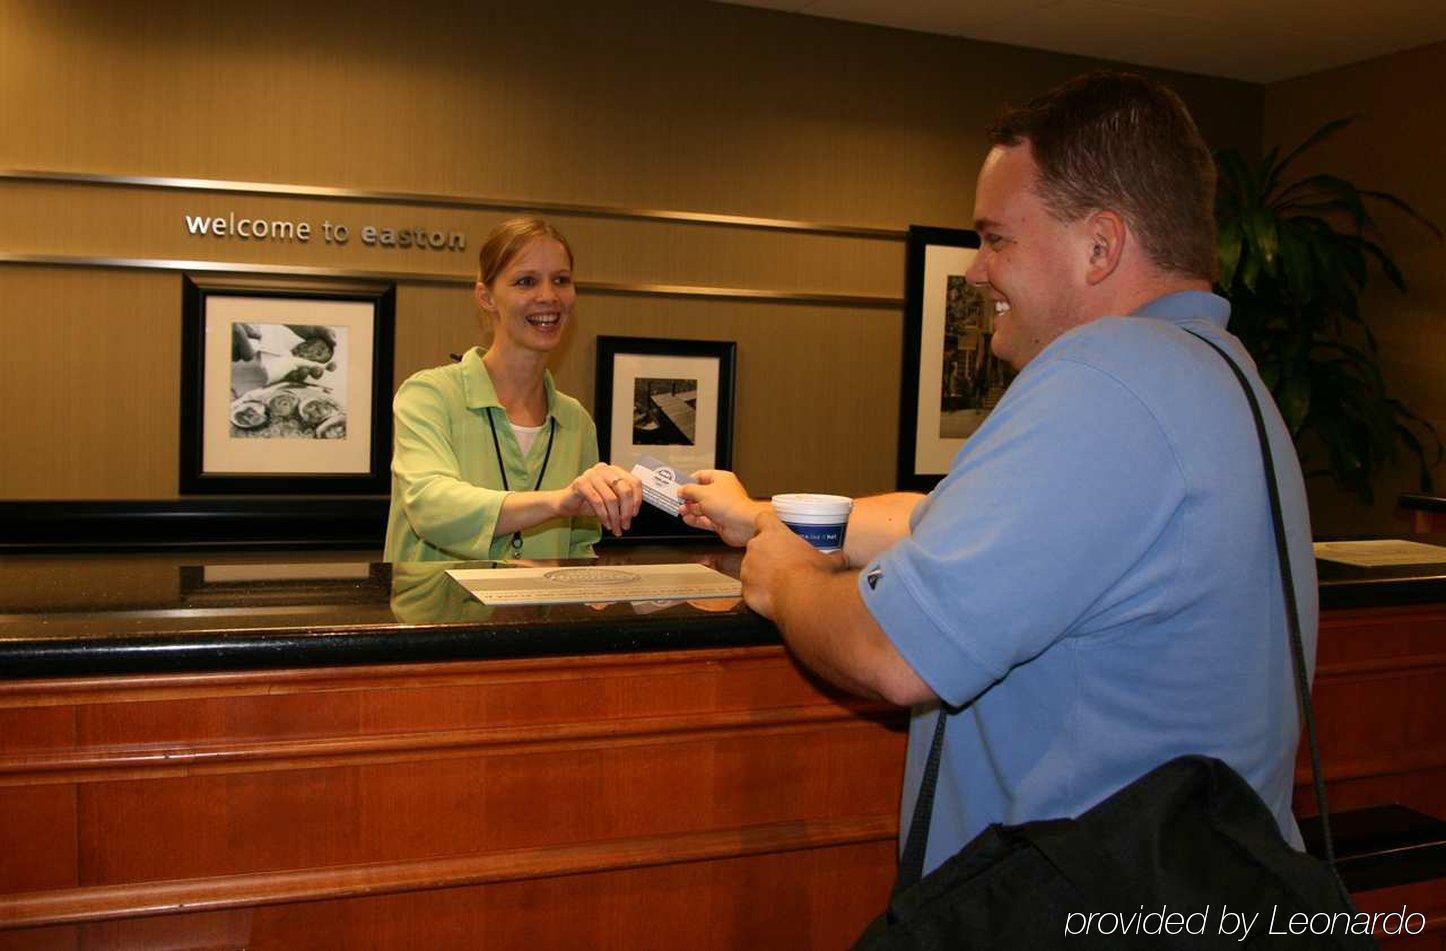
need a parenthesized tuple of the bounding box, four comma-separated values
(680, 71, 1317, 876)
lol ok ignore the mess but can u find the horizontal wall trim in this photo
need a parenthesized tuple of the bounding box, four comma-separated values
(0, 252, 903, 309)
(0, 169, 908, 241)
(0, 703, 899, 786)
(0, 814, 897, 929)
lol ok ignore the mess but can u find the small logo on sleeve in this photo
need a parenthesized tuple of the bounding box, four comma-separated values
(865, 566, 883, 590)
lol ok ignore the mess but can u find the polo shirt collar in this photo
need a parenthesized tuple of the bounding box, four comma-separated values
(1130, 290, 1231, 329)
(460, 347, 563, 425)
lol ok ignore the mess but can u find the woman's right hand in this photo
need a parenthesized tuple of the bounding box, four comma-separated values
(558, 463, 643, 536)
(678, 470, 768, 547)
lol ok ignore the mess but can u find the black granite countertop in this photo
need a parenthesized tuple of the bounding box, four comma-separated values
(1315, 533, 1446, 609)
(0, 546, 775, 679)
(1317, 557, 1446, 609)
(3, 540, 1445, 679)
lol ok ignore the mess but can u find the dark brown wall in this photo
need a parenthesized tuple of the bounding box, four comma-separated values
(1264, 41, 1446, 537)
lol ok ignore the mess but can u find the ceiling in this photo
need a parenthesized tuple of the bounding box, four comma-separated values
(713, 0, 1446, 83)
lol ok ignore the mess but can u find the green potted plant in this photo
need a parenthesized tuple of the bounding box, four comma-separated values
(1214, 117, 1443, 503)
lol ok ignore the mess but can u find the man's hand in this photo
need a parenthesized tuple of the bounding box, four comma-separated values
(678, 470, 769, 547)
(740, 510, 844, 618)
(743, 510, 935, 706)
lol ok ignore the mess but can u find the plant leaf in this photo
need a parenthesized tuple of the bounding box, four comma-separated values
(1354, 237, 1408, 290)
(1216, 220, 1244, 290)
(1258, 145, 1283, 197)
(1213, 114, 1443, 504)
(1273, 116, 1358, 183)
(1215, 147, 1260, 205)
(1276, 226, 1315, 305)
(1243, 207, 1280, 268)
(1278, 371, 1311, 434)
(1239, 251, 1261, 293)
(1276, 175, 1370, 230)
(1359, 189, 1445, 239)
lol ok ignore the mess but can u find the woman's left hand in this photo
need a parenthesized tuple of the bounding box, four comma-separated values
(560, 464, 643, 536)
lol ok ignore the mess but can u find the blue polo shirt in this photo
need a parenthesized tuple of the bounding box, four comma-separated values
(860, 292, 1316, 875)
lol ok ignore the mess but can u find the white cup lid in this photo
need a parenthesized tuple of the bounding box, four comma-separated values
(771, 493, 854, 517)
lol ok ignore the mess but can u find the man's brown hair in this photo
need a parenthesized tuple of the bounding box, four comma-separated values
(987, 71, 1217, 281)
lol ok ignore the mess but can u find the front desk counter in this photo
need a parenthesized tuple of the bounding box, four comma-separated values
(0, 545, 1443, 948)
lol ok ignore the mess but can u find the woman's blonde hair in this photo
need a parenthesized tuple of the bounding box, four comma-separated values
(476, 217, 574, 286)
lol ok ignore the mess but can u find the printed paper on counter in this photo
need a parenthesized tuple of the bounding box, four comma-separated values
(1313, 539, 1446, 567)
(447, 563, 741, 606)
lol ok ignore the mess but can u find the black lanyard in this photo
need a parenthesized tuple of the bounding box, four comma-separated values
(486, 411, 557, 558)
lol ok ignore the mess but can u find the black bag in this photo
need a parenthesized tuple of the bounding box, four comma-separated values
(854, 331, 1374, 949)
(854, 755, 1372, 949)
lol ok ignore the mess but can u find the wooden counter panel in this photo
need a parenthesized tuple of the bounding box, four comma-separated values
(1, 650, 852, 748)
(0, 836, 895, 950)
(69, 720, 898, 885)
(4, 596, 1440, 942)
(1318, 605, 1446, 665)
(0, 706, 75, 754)
(0, 787, 76, 895)
(0, 645, 906, 938)
(1295, 606, 1446, 818)
(1354, 879, 1446, 950)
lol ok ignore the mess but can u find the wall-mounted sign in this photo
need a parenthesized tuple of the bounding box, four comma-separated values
(183, 213, 466, 251)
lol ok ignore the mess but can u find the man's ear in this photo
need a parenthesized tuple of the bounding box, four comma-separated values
(1083, 211, 1127, 286)
(474, 281, 495, 313)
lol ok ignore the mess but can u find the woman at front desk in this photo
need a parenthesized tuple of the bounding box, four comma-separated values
(384, 217, 643, 562)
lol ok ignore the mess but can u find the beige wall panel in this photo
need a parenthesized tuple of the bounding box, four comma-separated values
(394, 285, 900, 499)
(0, 182, 904, 298)
(561, 297, 902, 499)
(0, 0, 1260, 502)
(1, 0, 1260, 228)
(392, 284, 485, 392)
(0, 268, 179, 497)
(0, 269, 895, 500)
(1265, 41, 1446, 536)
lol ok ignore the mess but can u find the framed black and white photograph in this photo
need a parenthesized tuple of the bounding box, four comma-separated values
(595, 336, 736, 474)
(595, 337, 736, 539)
(897, 225, 1014, 491)
(180, 276, 396, 494)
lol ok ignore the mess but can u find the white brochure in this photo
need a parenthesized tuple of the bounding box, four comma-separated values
(447, 563, 741, 606)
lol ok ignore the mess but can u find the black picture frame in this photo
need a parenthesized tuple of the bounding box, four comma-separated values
(594, 336, 737, 541)
(898, 225, 1007, 491)
(180, 276, 396, 495)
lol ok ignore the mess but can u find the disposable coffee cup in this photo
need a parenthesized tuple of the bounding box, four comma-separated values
(771, 493, 853, 553)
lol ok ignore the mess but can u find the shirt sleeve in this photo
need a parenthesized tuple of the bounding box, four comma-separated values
(568, 414, 603, 557)
(859, 358, 1187, 708)
(391, 376, 506, 560)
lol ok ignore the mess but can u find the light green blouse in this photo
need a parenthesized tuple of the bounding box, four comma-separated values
(384, 348, 602, 562)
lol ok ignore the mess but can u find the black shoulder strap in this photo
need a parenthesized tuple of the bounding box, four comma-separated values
(890, 327, 1337, 901)
(1183, 329, 1339, 876)
(893, 703, 948, 896)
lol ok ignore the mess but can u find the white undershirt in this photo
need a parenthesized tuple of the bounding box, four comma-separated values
(510, 420, 545, 456)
